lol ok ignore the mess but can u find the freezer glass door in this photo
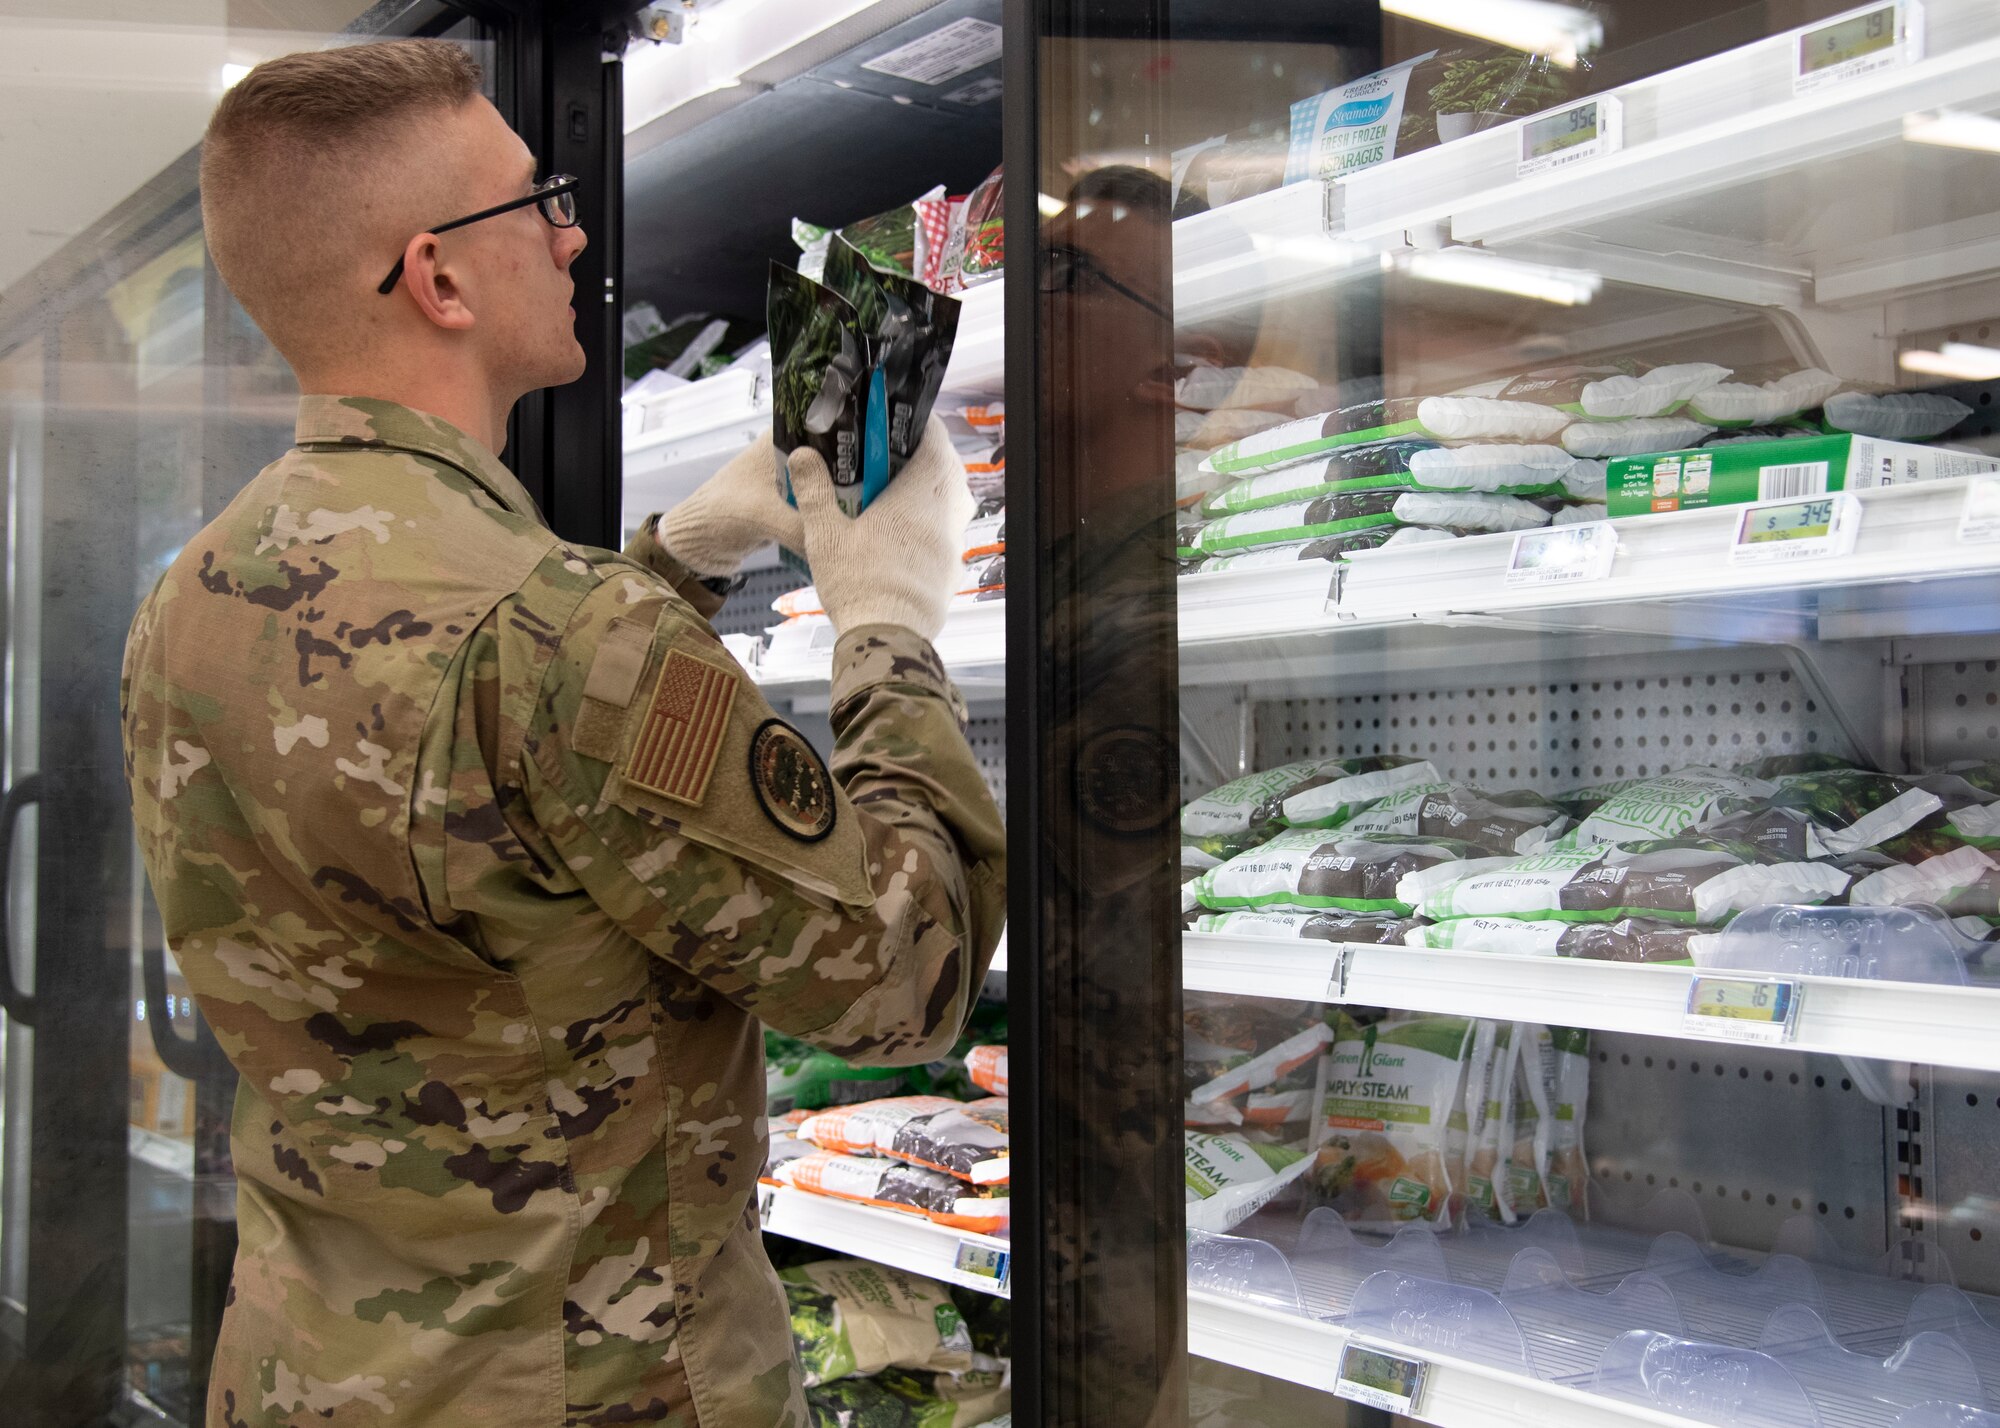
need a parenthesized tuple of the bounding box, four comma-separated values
(0, 8, 501, 1424)
(1017, 1, 2000, 1425)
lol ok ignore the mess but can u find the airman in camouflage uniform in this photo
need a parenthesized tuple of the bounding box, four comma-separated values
(121, 395, 1006, 1426)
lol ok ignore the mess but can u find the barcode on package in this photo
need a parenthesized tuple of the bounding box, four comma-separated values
(1758, 462, 1830, 500)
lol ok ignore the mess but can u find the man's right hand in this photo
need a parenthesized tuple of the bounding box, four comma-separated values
(788, 418, 974, 643)
(653, 434, 806, 578)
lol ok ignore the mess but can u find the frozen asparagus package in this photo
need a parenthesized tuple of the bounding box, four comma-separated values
(769, 236, 962, 516)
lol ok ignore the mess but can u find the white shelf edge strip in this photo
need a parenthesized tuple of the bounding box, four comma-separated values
(758, 1184, 1010, 1298)
(747, 481, 2000, 698)
(1189, 1292, 1699, 1428)
(1183, 933, 2000, 1073)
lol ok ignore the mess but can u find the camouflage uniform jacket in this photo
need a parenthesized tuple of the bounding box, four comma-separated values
(119, 396, 1006, 1428)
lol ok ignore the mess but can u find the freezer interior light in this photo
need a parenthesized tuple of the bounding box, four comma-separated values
(1402, 247, 1601, 305)
(1903, 110, 2000, 155)
(220, 62, 252, 89)
(1381, 0, 1602, 67)
(1038, 193, 1068, 218)
(1900, 343, 2000, 381)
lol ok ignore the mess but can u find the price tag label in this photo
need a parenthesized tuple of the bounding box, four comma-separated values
(1730, 493, 1860, 564)
(756, 1184, 777, 1226)
(1683, 975, 1802, 1044)
(1516, 96, 1623, 178)
(953, 1240, 1011, 1293)
(1335, 1340, 1429, 1415)
(1794, 2, 1920, 94)
(1507, 521, 1618, 587)
(1959, 475, 2000, 543)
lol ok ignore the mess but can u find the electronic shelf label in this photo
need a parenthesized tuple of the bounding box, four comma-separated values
(1729, 493, 1861, 564)
(1794, 2, 1922, 94)
(1507, 521, 1619, 587)
(953, 1239, 1011, 1293)
(1683, 974, 1803, 1045)
(1517, 96, 1624, 179)
(1334, 1340, 1429, 1415)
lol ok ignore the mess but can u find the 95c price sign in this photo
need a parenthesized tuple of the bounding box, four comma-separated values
(1794, 1, 1922, 94)
(1517, 96, 1623, 179)
(1683, 974, 1802, 1045)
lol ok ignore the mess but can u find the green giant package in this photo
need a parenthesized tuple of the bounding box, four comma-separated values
(769, 236, 962, 516)
(1607, 433, 1999, 517)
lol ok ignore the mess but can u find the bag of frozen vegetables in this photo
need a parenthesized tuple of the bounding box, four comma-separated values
(769, 236, 961, 517)
(781, 1258, 975, 1388)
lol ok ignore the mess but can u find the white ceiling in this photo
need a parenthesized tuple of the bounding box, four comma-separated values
(0, 1, 375, 299)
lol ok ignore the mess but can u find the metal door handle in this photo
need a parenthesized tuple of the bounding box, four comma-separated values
(0, 773, 40, 1025)
(143, 939, 228, 1081)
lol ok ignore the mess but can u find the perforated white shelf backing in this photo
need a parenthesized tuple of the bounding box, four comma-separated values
(711, 563, 807, 642)
(1252, 652, 1848, 791)
(1911, 655, 2000, 770)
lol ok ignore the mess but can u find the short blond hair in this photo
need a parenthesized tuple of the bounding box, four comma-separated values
(199, 40, 483, 363)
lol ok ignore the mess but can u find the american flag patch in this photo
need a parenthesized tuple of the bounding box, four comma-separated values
(622, 649, 739, 805)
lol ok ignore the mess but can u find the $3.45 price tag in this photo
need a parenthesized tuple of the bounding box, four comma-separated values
(1683, 974, 1802, 1045)
(1334, 1340, 1429, 1415)
(1730, 493, 1860, 565)
(1508, 521, 1618, 587)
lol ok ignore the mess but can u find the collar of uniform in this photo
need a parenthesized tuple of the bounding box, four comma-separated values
(293, 395, 542, 521)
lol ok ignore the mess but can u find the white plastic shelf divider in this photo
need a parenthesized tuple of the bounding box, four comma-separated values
(1184, 933, 2000, 1074)
(1187, 1292, 1696, 1428)
(758, 1185, 1011, 1298)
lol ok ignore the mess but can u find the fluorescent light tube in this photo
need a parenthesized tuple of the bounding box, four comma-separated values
(1403, 248, 1600, 305)
(1903, 110, 2000, 155)
(1381, 0, 1602, 67)
(1900, 344, 2000, 381)
(1038, 193, 1067, 218)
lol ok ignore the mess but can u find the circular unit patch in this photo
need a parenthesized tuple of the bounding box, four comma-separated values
(1072, 723, 1178, 835)
(748, 719, 836, 842)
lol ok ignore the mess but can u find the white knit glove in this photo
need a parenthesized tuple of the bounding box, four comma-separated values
(654, 434, 806, 577)
(790, 417, 975, 642)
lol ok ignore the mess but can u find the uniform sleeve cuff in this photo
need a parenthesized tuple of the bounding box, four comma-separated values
(829, 625, 968, 723)
(621, 520, 730, 621)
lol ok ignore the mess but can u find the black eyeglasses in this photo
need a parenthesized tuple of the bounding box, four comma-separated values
(1039, 244, 1170, 323)
(375, 174, 581, 295)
